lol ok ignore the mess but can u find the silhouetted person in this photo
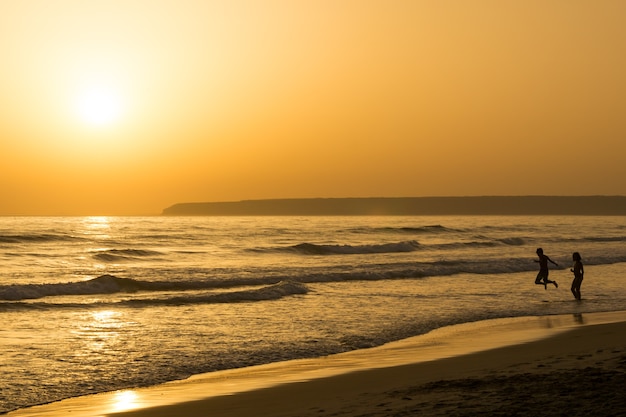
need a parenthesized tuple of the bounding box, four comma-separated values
(570, 252, 584, 300)
(535, 248, 558, 289)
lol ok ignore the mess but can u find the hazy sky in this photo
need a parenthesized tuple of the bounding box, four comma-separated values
(2, 1, 626, 215)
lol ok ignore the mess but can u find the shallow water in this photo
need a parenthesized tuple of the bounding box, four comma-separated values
(1, 215, 626, 413)
(11, 310, 626, 417)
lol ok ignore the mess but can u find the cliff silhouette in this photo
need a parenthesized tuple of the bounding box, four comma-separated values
(162, 196, 626, 216)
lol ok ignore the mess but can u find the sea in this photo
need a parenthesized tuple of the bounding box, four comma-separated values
(2, 215, 626, 414)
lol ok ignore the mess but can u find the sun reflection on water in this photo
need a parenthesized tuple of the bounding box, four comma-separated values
(110, 390, 140, 412)
(94, 309, 116, 320)
(79, 216, 113, 271)
(72, 310, 128, 357)
(81, 216, 112, 238)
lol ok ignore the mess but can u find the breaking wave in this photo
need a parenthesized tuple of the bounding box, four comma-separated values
(0, 275, 308, 308)
(288, 241, 421, 255)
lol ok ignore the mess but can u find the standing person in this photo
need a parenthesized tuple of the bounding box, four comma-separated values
(570, 252, 584, 300)
(535, 248, 559, 289)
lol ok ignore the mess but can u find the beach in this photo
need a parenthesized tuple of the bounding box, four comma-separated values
(9, 310, 626, 417)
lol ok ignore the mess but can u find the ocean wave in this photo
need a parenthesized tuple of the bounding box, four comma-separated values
(276, 241, 421, 255)
(428, 241, 498, 250)
(3, 253, 626, 303)
(0, 275, 145, 301)
(92, 248, 163, 262)
(348, 225, 458, 234)
(125, 280, 308, 306)
(0, 250, 626, 304)
(0, 233, 82, 244)
(586, 236, 626, 243)
(252, 236, 529, 256)
(398, 225, 458, 233)
(0, 274, 299, 301)
(0, 280, 308, 310)
(497, 237, 526, 246)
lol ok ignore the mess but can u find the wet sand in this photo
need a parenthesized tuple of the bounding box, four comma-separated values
(9, 311, 626, 417)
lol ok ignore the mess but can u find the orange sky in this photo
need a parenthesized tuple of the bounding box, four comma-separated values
(2, 1, 626, 215)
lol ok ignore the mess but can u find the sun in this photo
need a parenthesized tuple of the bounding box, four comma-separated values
(74, 84, 124, 127)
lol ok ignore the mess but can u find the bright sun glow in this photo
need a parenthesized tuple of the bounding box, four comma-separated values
(110, 390, 141, 412)
(75, 84, 124, 126)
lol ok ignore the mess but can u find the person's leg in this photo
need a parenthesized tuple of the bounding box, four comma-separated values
(542, 274, 556, 289)
(543, 270, 557, 288)
(535, 272, 544, 285)
(574, 277, 583, 300)
(536, 271, 548, 289)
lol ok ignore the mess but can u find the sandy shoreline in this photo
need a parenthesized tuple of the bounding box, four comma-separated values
(9, 311, 626, 417)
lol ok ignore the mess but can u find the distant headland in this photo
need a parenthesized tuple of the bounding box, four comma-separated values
(162, 196, 626, 216)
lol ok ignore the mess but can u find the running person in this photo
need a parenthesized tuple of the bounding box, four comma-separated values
(535, 248, 558, 289)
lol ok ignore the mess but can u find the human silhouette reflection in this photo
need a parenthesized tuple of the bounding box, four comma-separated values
(573, 313, 585, 324)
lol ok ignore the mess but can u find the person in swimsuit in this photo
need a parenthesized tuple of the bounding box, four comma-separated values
(535, 248, 558, 289)
(570, 252, 584, 300)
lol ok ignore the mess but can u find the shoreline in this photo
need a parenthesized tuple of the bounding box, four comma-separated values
(8, 310, 626, 417)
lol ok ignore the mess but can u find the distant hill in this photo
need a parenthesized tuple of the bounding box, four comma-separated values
(162, 196, 626, 216)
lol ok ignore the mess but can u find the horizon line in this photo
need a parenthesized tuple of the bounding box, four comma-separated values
(3, 195, 626, 217)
